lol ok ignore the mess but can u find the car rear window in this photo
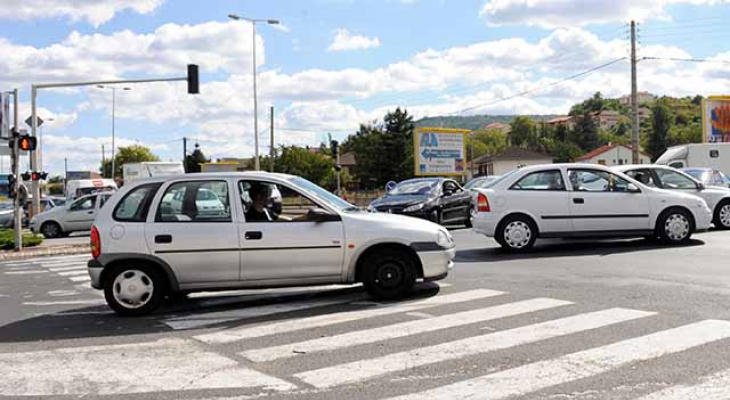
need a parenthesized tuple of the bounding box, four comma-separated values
(113, 183, 162, 222)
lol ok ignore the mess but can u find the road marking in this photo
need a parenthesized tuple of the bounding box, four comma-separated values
(294, 308, 654, 388)
(3, 270, 47, 275)
(383, 319, 730, 400)
(69, 275, 91, 282)
(48, 265, 88, 272)
(241, 297, 572, 363)
(195, 289, 505, 344)
(636, 367, 730, 400)
(58, 270, 90, 277)
(23, 299, 106, 306)
(0, 338, 296, 396)
(48, 290, 81, 297)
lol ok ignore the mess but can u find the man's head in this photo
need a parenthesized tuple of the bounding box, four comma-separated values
(249, 184, 271, 211)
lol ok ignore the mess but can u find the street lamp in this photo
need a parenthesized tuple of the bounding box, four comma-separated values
(228, 13, 280, 171)
(97, 85, 131, 179)
(39, 117, 54, 173)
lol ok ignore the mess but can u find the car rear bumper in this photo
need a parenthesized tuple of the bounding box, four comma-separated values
(88, 259, 103, 290)
(472, 212, 500, 237)
(416, 247, 455, 280)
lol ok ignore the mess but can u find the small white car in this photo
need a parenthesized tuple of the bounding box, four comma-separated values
(471, 164, 712, 252)
(88, 172, 455, 316)
(615, 165, 730, 230)
(30, 192, 113, 238)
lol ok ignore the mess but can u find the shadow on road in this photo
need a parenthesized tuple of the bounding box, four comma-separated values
(0, 282, 443, 343)
(456, 238, 705, 263)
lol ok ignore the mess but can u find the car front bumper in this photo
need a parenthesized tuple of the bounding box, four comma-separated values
(416, 247, 455, 280)
(695, 206, 713, 232)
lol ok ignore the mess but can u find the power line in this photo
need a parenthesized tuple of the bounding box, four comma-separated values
(640, 56, 730, 65)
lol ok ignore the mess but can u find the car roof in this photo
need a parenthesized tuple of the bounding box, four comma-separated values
(682, 167, 713, 172)
(515, 163, 617, 174)
(127, 171, 299, 184)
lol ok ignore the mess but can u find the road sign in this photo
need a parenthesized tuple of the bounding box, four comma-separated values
(0, 93, 9, 139)
(414, 127, 469, 176)
(25, 115, 43, 128)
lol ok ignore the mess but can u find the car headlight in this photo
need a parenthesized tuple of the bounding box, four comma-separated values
(436, 230, 454, 248)
(404, 203, 426, 213)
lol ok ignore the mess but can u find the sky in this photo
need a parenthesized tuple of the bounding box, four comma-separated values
(0, 0, 729, 176)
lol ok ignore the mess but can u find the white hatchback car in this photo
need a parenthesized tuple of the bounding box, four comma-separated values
(30, 192, 113, 238)
(88, 172, 455, 316)
(615, 165, 730, 230)
(472, 164, 712, 252)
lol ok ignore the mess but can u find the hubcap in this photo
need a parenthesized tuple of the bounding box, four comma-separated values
(112, 270, 154, 309)
(504, 221, 532, 249)
(44, 224, 58, 237)
(375, 261, 404, 289)
(665, 214, 690, 241)
(720, 205, 730, 228)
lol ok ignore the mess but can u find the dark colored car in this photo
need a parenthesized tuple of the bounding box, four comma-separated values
(368, 178, 472, 226)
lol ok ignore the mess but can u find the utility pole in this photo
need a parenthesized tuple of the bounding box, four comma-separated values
(630, 20, 640, 164)
(182, 137, 187, 172)
(11, 89, 21, 251)
(101, 144, 106, 177)
(469, 131, 475, 179)
(64, 157, 68, 194)
(270, 106, 274, 172)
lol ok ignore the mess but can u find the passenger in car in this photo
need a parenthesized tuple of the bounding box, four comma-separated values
(246, 184, 277, 222)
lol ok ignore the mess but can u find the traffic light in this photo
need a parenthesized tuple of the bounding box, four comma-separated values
(187, 64, 200, 94)
(7, 174, 16, 199)
(18, 135, 37, 151)
(330, 140, 339, 158)
(21, 172, 30, 181)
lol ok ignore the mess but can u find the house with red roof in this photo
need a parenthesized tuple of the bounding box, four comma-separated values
(575, 143, 651, 166)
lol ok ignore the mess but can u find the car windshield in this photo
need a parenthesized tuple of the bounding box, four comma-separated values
(0, 202, 13, 211)
(290, 177, 354, 211)
(683, 169, 710, 183)
(389, 180, 439, 196)
(464, 176, 500, 190)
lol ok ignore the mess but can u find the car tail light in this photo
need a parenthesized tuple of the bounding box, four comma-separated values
(477, 193, 491, 212)
(91, 226, 101, 259)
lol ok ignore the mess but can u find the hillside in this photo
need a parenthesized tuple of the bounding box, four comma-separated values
(414, 115, 561, 131)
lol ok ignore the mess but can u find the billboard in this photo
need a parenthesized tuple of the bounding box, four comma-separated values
(703, 96, 730, 143)
(414, 127, 468, 176)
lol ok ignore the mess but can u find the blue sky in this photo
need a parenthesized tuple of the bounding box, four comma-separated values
(0, 0, 729, 175)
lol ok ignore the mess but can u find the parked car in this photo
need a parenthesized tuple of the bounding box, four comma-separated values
(0, 201, 23, 228)
(368, 178, 472, 226)
(616, 165, 730, 230)
(30, 192, 114, 238)
(681, 168, 730, 189)
(88, 172, 455, 316)
(471, 164, 712, 252)
(463, 175, 501, 191)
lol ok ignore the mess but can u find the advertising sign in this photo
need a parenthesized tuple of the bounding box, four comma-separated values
(414, 127, 468, 176)
(703, 96, 730, 143)
(0, 92, 9, 139)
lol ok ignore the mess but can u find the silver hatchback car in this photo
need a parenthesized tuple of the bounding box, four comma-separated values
(89, 172, 455, 316)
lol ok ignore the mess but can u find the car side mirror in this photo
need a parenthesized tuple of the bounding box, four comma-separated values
(443, 189, 454, 197)
(697, 182, 706, 191)
(308, 207, 341, 222)
(627, 183, 641, 193)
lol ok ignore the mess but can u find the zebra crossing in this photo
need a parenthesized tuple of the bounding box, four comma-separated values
(0, 254, 97, 300)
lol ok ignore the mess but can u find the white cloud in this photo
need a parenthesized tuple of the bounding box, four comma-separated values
(0, 0, 165, 26)
(480, 0, 730, 28)
(328, 29, 381, 52)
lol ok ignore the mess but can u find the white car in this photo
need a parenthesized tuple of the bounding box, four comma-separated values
(30, 192, 113, 238)
(471, 164, 712, 252)
(88, 172, 455, 316)
(615, 165, 730, 230)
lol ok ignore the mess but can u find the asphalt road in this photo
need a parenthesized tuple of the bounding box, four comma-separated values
(2, 229, 730, 399)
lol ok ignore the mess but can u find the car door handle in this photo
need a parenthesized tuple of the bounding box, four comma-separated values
(87, 211, 94, 214)
(155, 235, 173, 244)
(245, 231, 263, 240)
(573, 198, 585, 204)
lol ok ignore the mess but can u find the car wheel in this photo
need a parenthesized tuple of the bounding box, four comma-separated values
(713, 201, 730, 230)
(657, 208, 693, 245)
(464, 206, 474, 228)
(104, 264, 167, 316)
(430, 209, 442, 225)
(496, 215, 537, 252)
(40, 221, 63, 239)
(361, 249, 416, 300)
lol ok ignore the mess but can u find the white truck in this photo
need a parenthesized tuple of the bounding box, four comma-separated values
(66, 179, 118, 200)
(122, 162, 185, 184)
(656, 143, 730, 174)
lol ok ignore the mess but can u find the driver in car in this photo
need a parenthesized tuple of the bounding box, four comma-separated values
(246, 184, 277, 222)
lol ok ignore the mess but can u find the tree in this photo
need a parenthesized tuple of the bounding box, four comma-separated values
(100, 145, 160, 179)
(185, 143, 210, 173)
(646, 99, 673, 161)
(569, 113, 600, 152)
(383, 107, 415, 183)
(274, 146, 334, 188)
(510, 116, 537, 147)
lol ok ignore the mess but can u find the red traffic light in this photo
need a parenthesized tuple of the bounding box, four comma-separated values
(31, 172, 39, 181)
(18, 136, 37, 151)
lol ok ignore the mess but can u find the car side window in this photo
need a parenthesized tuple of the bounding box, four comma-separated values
(625, 169, 657, 187)
(239, 180, 321, 223)
(654, 169, 697, 190)
(511, 170, 565, 191)
(114, 183, 162, 222)
(568, 170, 635, 193)
(443, 181, 459, 194)
(712, 172, 724, 186)
(156, 181, 231, 223)
(69, 196, 96, 211)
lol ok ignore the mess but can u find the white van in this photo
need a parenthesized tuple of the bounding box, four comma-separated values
(66, 179, 117, 200)
(123, 162, 185, 184)
(656, 143, 730, 174)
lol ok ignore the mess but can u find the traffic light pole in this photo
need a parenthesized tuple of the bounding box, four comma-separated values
(11, 89, 21, 251)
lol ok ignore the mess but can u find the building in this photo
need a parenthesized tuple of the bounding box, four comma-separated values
(619, 92, 656, 107)
(483, 122, 511, 134)
(66, 171, 102, 180)
(575, 143, 651, 166)
(546, 116, 575, 130)
(216, 157, 254, 171)
(473, 147, 553, 176)
(593, 110, 623, 131)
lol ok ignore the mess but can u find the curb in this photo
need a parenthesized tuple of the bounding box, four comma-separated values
(0, 245, 91, 261)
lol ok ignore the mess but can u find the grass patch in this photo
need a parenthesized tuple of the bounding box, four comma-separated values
(0, 229, 43, 250)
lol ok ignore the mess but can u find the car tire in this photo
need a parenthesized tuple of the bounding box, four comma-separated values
(361, 249, 416, 301)
(104, 264, 167, 316)
(430, 209, 442, 225)
(495, 215, 538, 253)
(40, 221, 63, 239)
(713, 200, 730, 230)
(464, 206, 474, 228)
(657, 208, 694, 245)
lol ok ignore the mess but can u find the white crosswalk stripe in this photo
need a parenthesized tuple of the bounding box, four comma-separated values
(295, 307, 655, 389)
(636, 368, 730, 400)
(48, 264, 87, 272)
(195, 289, 505, 344)
(383, 319, 730, 400)
(69, 275, 91, 282)
(241, 297, 572, 362)
(57, 270, 89, 276)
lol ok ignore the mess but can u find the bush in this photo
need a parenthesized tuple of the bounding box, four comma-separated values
(0, 229, 43, 250)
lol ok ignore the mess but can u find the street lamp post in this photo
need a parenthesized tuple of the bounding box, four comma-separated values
(228, 14, 280, 171)
(97, 85, 131, 179)
(38, 117, 54, 173)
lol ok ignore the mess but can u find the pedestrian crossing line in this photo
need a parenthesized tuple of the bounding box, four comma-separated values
(3, 270, 47, 275)
(195, 289, 505, 344)
(58, 270, 90, 277)
(69, 275, 91, 282)
(23, 299, 106, 306)
(636, 367, 730, 400)
(23, 255, 89, 264)
(241, 297, 573, 363)
(294, 307, 655, 389)
(0, 338, 296, 396)
(48, 264, 88, 272)
(382, 319, 730, 400)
